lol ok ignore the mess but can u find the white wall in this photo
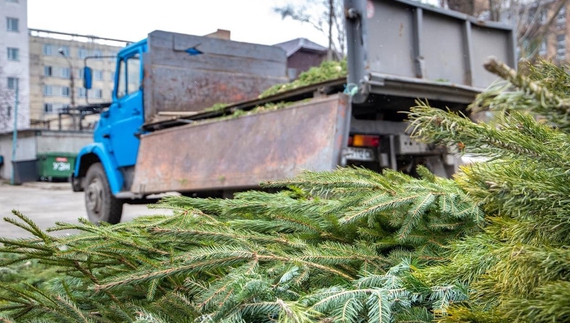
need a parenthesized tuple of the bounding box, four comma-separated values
(0, 131, 37, 180)
(36, 131, 92, 154)
(0, 0, 30, 133)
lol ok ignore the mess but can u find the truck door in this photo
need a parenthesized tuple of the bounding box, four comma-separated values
(110, 50, 143, 167)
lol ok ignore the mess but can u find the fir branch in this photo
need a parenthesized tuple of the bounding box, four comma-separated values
(483, 57, 563, 111)
(470, 58, 570, 132)
(408, 103, 570, 170)
(3, 211, 54, 245)
(150, 227, 292, 246)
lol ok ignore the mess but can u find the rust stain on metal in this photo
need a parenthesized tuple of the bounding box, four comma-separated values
(132, 95, 348, 194)
(143, 31, 287, 122)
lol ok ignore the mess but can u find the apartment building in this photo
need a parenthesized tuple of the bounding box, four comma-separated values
(28, 29, 128, 130)
(447, 0, 569, 65)
(530, 1, 568, 64)
(0, 0, 30, 133)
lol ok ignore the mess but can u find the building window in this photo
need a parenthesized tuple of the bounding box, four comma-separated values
(557, 6, 566, 29)
(44, 103, 53, 114)
(60, 67, 70, 78)
(44, 66, 53, 76)
(7, 77, 18, 90)
(78, 88, 86, 98)
(59, 46, 70, 57)
(94, 70, 103, 81)
(557, 34, 566, 61)
(43, 85, 53, 96)
(61, 86, 70, 97)
(77, 68, 84, 79)
(43, 44, 53, 55)
(92, 49, 102, 58)
(6, 17, 18, 32)
(78, 48, 88, 59)
(7, 47, 19, 61)
(94, 89, 103, 99)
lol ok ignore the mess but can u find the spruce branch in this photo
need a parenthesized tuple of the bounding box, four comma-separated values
(408, 103, 570, 170)
(471, 58, 570, 132)
(483, 57, 563, 110)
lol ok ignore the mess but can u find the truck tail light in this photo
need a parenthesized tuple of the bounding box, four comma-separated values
(349, 135, 380, 148)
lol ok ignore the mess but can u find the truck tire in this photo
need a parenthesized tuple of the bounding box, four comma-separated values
(84, 163, 123, 224)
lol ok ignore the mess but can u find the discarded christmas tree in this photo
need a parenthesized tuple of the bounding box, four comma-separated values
(408, 58, 570, 323)
(1, 58, 569, 322)
(0, 166, 481, 322)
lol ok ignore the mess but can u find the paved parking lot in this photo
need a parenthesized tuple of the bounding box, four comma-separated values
(0, 181, 171, 239)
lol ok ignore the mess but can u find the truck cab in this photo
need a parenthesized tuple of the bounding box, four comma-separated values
(71, 40, 146, 223)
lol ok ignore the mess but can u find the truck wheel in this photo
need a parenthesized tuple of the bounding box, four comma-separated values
(84, 163, 123, 224)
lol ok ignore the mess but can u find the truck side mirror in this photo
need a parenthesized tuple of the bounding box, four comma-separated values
(83, 66, 93, 89)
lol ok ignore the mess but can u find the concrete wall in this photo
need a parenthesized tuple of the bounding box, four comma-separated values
(36, 131, 92, 154)
(0, 130, 93, 180)
(0, 130, 37, 179)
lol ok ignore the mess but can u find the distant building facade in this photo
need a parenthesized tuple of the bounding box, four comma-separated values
(440, 0, 490, 18)
(525, 0, 568, 64)
(0, 0, 30, 133)
(441, 0, 569, 65)
(274, 38, 327, 80)
(28, 29, 129, 130)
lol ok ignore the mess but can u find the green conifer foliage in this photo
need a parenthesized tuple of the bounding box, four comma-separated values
(0, 167, 481, 322)
(407, 59, 570, 322)
(2, 59, 570, 322)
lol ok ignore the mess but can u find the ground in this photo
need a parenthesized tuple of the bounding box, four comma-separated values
(0, 181, 171, 239)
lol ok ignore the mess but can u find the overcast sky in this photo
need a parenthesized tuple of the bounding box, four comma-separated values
(27, 0, 329, 46)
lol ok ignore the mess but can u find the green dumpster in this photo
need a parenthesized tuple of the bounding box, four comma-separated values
(37, 152, 77, 181)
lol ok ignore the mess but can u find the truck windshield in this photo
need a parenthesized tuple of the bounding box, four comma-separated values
(117, 53, 141, 99)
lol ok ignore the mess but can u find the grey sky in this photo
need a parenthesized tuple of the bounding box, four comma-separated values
(27, 0, 329, 46)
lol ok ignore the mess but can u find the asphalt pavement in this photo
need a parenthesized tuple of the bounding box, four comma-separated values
(0, 181, 172, 239)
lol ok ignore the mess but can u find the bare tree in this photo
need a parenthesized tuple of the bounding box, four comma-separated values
(439, 0, 506, 21)
(489, 0, 503, 21)
(440, 0, 570, 61)
(514, 0, 570, 60)
(274, 0, 346, 60)
(444, 0, 476, 15)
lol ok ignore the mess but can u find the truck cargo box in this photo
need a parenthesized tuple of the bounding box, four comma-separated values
(346, 0, 516, 104)
(132, 95, 349, 194)
(143, 31, 288, 123)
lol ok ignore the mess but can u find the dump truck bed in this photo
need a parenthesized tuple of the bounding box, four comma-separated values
(346, 0, 515, 103)
(131, 94, 349, 194)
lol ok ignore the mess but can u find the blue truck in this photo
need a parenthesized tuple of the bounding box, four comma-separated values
(72, 0, 516, 224)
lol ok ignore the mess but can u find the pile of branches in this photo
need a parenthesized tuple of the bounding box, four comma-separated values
(259, 59, 347, 98)
(1, 59, 570, 322)
(0, 166, 480, 322)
